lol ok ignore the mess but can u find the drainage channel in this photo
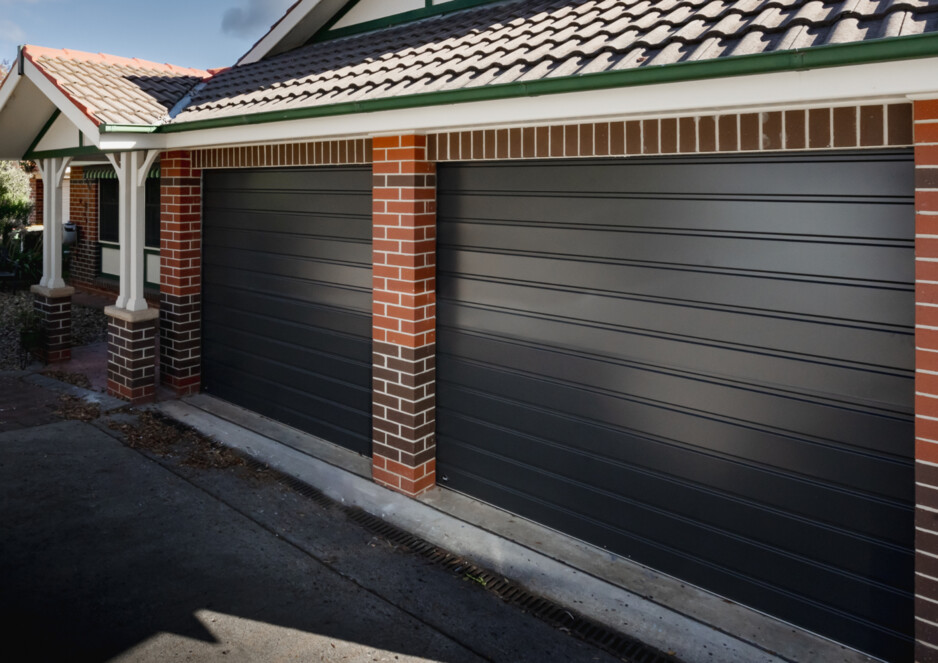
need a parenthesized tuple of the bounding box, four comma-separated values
(245, 457, 681, 663)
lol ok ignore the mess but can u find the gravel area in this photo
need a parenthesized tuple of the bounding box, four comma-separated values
(0, 289, 108, 371)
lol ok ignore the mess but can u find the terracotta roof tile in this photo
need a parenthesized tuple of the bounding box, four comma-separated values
(23, 45, 209, 126)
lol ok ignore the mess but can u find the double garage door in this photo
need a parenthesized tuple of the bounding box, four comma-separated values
(202, 153, 913, 660)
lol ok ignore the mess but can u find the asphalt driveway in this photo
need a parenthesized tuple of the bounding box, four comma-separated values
(0, 374, 620, 663)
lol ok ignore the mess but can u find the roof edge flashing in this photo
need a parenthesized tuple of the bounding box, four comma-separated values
(166, 31, 938, 135)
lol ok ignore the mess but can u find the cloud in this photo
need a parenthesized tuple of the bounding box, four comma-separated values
(222, 0, 293, 38)
(0, 19, 25, 44)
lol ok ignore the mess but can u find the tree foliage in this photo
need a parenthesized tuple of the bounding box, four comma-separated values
(0, 161, 32, 224)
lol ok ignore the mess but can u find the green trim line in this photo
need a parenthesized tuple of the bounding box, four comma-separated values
(25, 145, 104, 159)
(25, 110, 61, 156)
(160, 32, 938, 135)
(313, 0, 505, 42)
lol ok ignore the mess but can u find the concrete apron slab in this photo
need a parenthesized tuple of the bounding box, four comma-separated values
(158, 395, 879, 663)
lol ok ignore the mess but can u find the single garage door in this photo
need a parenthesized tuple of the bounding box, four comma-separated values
(202, 167, 372, 455)
(436, 152, 914, 661)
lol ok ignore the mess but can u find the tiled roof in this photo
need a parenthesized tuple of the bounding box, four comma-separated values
(23, 46, 210, 126)
(173, 0, 938, 124)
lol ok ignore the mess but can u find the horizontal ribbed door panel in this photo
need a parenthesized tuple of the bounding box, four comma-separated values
(436, 152, 914, 661)
(202, 167, 372, 455)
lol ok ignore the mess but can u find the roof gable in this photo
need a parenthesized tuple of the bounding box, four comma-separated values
(238, 0, 506, 65)
(23, 46, 210, 127)
(237, 0, 353, 65)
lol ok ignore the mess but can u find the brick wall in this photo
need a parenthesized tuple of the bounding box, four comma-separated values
(371, 135, 437, 497)
(916, 98, 938, 663)
(66, 168, 100, 286)
(427, 103, 912, 161)
(30, 177, 43, 225)
(159, 151, 203, 395)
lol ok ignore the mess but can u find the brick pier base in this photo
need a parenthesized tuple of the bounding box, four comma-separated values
(160, 293, 201, 395)
(105, 306, 159, 404)
(30, 285, 74, 363)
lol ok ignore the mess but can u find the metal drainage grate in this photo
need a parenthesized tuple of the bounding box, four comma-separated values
(239, 457, 679, 663)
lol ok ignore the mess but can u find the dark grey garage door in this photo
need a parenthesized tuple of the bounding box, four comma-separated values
(436, 152, 914, 661)
(203, 167, 372, 455)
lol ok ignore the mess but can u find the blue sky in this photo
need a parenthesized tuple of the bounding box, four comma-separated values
(0, 0, 295, 70)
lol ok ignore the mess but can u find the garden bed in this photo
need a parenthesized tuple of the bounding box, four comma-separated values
(0, 289, 108, 370)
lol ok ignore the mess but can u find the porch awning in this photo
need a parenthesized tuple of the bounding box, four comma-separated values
(81, 164, 161, 180)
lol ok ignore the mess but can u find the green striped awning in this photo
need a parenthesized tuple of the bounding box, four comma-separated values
(81, 163, 161, 180)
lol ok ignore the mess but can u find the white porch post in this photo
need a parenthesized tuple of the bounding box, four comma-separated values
(34, 157, 71, 289)
(106, 150, 158, 312)
(103, 150, 160, 403)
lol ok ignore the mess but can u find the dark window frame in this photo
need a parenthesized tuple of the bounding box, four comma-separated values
(98, 178, 161, 249)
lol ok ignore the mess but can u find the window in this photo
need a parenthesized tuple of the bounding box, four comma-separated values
(98, 179, 119, 243)
(98, 178, 161, 248)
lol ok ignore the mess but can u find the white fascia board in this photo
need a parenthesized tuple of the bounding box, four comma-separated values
(23, 58, 101, 145)
(163, 57, 938, 151)
(238, 0, 346, 65)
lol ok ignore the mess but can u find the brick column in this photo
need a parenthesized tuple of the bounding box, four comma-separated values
(29, 285, 74, 363)
(67, 168, 100, 287)
(105, 307, 159, 403)
(30, 176, 43, 225)
(371, 135, 437, 496)
(916, 98, 938, 663)
(159, 151, 202, 396)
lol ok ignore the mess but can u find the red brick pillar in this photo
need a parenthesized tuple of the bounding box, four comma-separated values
(30, 285, 74, 363)
(159, 151, 202, 396)
(916, 98, 938, 663)
(67, 169, 100, 287)
(30, 176, 43, 225)
(371, 135, 437, 496)
(106, 308, 158, 403)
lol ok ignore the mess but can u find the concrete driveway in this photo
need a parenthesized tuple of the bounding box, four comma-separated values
(0, 372, 620, 663)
